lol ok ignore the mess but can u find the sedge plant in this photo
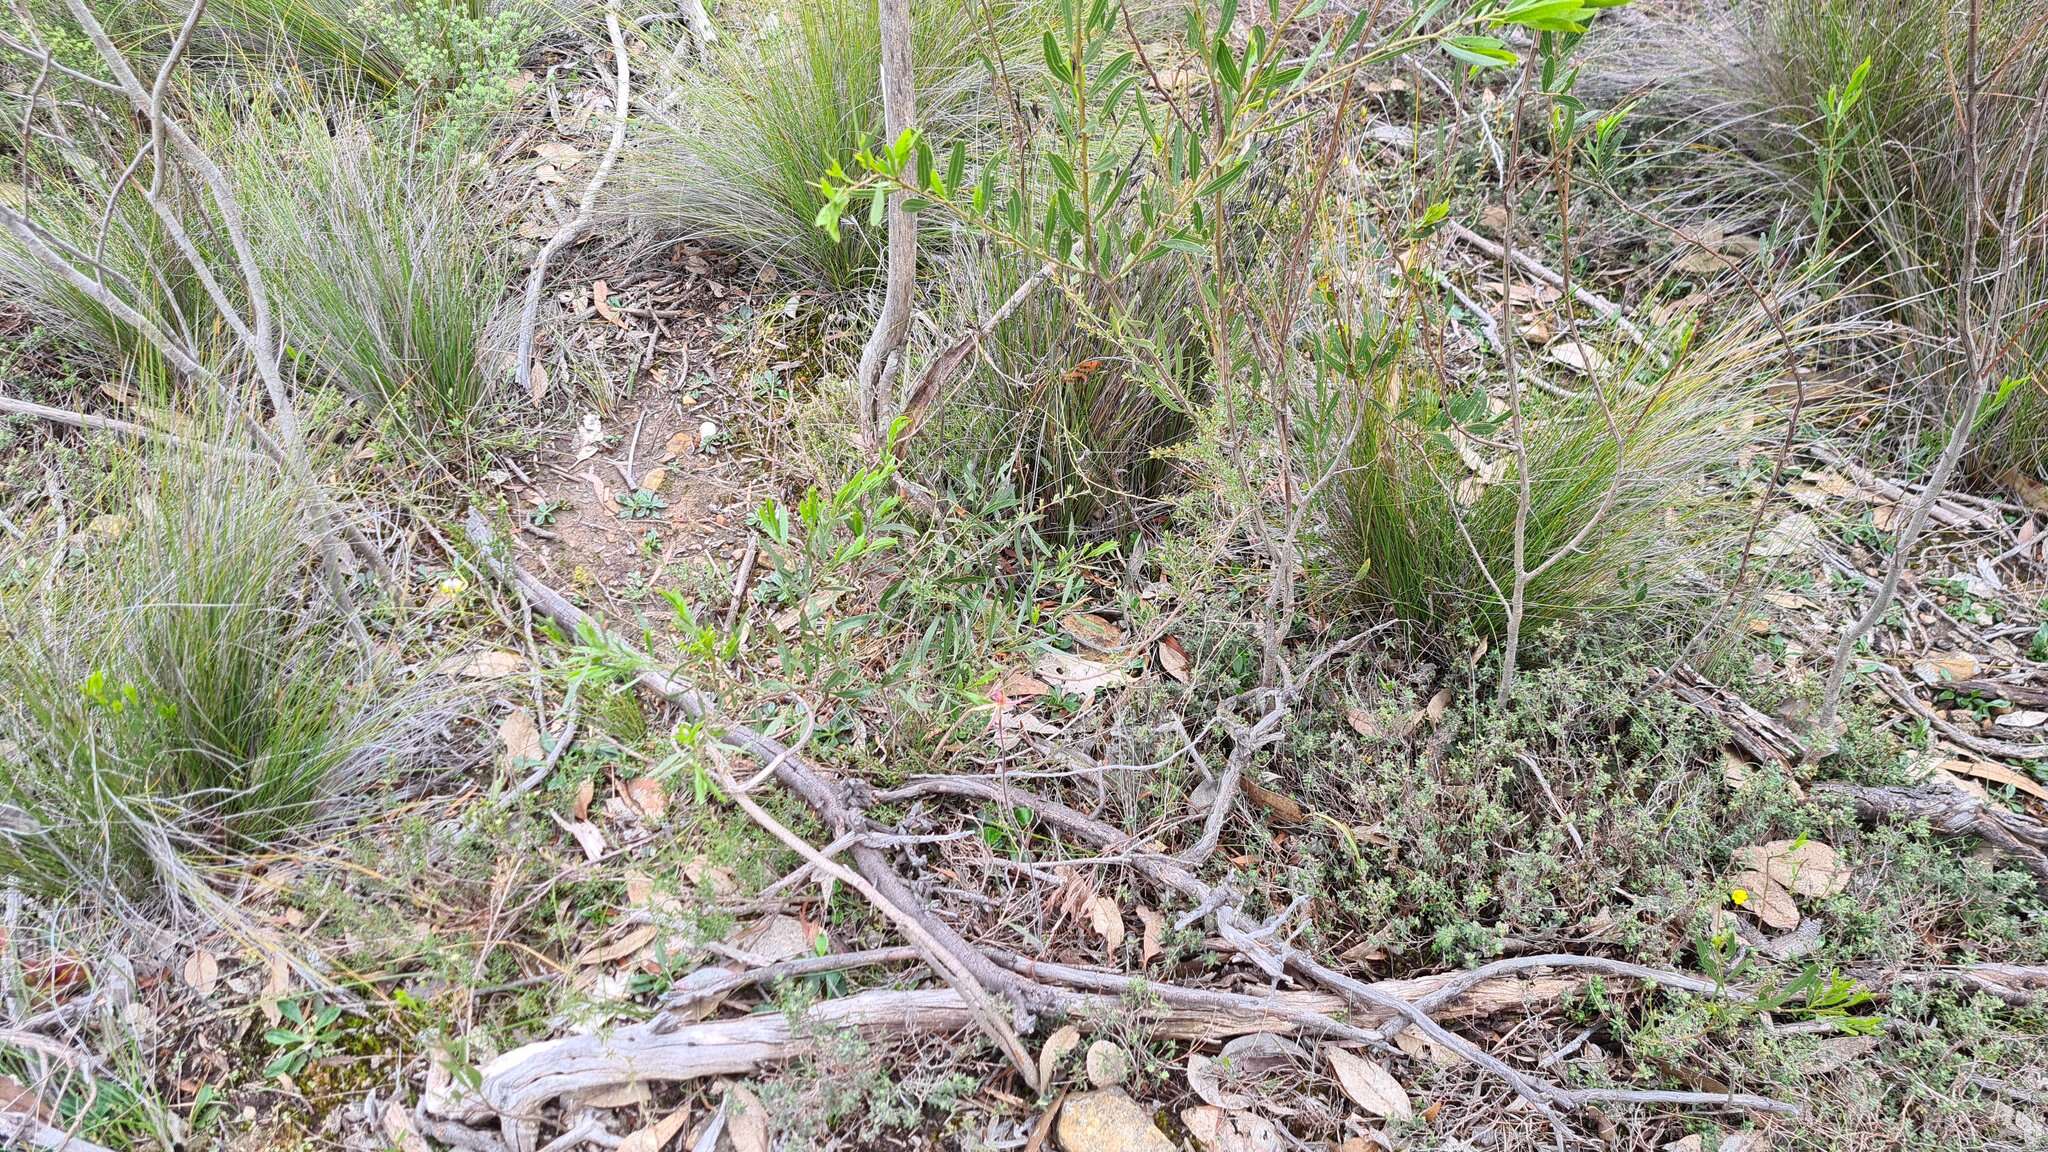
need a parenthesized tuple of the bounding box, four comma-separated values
(0, 450, 439, 906)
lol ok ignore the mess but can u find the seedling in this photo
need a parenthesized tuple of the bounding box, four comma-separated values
(263, 998, 345, 1080)
(617, 489, 668, 520)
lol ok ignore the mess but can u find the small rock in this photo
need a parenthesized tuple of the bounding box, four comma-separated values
(1085, 1040, 1131, 1087)
(1055, 1089, 1176, 1152)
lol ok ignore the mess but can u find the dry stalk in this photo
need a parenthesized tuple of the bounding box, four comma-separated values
(516, 0, 630, 404)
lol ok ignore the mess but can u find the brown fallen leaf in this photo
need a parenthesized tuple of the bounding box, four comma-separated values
(999, 666, 1053, 699)
(442, 649, 525, 680)
(1137, 907, 1166, 965)
(622, 777, 669, 821)
(1942, 758, 2048, 803)
(727, 1084, 771, 1152)
(571, 777, 595, 821)
(1727, 869, 1800, 930)
(181, 948, 219, 996)
(1158, 635, 1191, 683)
(1423, 687, 1452, 726)
(1085, 894, 1126, 953)
(498, 709, 542, 772)
(382, 1101, 430, 1152)
(616, 1107, 689, 1152)
(1731, 839, 1848, 899)
(1039, 1024, 1082, 1088)
(0, 1076, 55, 1125)
(551, 812, 607, 861)
(532, 140, 585, 168)
(1327, 1047, 1412, 1120)
(1034, 650, 1128, 696)
(1545, 339, 1610, 376)
(1240, 776, 1306, 824)
(1061, 612, 1126, 651)
(574, 923, 660, 968)
(591, 279, 626, 328)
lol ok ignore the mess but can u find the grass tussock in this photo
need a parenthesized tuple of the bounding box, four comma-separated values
(1742, 0, 2048, 476)
(929, 247, 1203, 535)
(236, 102, 506, 445)
(624, 0, 1029, 289)
(0, 131, 228, 398)
(1308, 306, 1811, 638)
(0, 451, 437, 905)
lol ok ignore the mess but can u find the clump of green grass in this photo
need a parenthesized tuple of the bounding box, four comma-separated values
(0, 451, 438, 905)
(623, 0, 1028, 289)
(1740, 0, 2048, 477)
(234, 103, 507, 445)
(1307, 308, 1798, 637)
(0, 129, 228, 399)
(927, 248, 1203, 535)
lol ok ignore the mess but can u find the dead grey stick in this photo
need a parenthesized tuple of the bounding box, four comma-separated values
(1817, 1, 1995, 738)
(516, 0, 630, 403)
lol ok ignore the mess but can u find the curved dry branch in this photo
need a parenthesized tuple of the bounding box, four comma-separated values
(515, 0, 631, 403)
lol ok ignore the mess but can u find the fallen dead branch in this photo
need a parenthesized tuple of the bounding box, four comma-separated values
(456, 514, 1805, 1149)
(1817, 778, 2048, 880)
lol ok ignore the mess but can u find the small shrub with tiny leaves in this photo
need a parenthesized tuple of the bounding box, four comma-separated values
(353, 0, 534, 119)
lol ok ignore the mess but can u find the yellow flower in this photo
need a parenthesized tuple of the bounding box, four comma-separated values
(1729, 887, 1751, 906)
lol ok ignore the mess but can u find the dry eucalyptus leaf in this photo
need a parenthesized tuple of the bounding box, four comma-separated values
(532, 140, 585, 168)
(591, 279, 626, 328)
(1240, 777, 1305, 824)
(1039, 1024, 1082, 1088)
(1393, 1027, 1464, 1067)
(616, 1107, 689, 1152)
(1086, 895, 1126, 952)
(727, 1084, 771, 1152)
(1726, 869, 1800, 930)
(622, 777, 668, 821)
(444, 650, 525, 680)
(1545, 340, 1610, 376)
(1034, 650, 1129, 696)
(381, 1101, 430, 1152)
(181, 949, 218, 996)
(998, 666, 1052, 699)
(1062, 612, 1126, 651)
(1731, 839, 1848, 899)
(1941, 759, 2048, 802)
(1137, 907, 1167, 964)
(574, 923, 659, 968)
(1326, 1048, 1413, 1120)
(498, 708, 542, 762)
(553, 813, 606, 862)
(1799, 1034, 1877, 1075)
(1187, 1054, 1256, 1111)
(1158, 635, 1192, 683)
(1752, 513, 1820, 558)
(734, 915, 812, 964)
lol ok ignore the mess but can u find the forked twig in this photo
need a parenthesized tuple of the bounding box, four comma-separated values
(516, 0, 630, 403)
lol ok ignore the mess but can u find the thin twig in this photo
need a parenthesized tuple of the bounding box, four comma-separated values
(516, 0, 631, 403)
